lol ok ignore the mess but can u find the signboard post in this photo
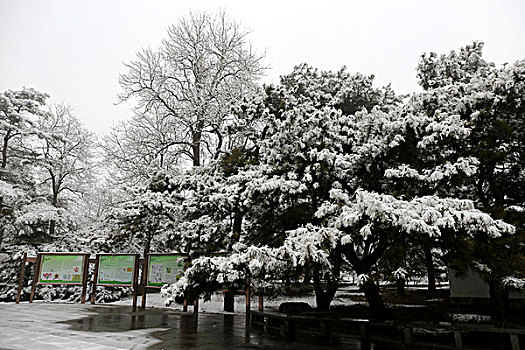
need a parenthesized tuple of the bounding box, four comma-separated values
(91, 253, 140, 307)
(30, 252, 90, 303)
(141, 253, 186, 309)
(16, 253, 28, 304)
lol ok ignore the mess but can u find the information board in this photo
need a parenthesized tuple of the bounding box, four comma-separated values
(97, 255, 137, 286)
(39, 254, 85, 284)
(147, 254, 185, 287)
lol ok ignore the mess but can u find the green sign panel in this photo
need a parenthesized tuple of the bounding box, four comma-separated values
(39, 255, 85, 284)
(147, 255, 184, 287)
(97, 255, 136, 285)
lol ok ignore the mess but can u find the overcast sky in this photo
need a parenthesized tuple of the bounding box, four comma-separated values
(1, 0, 524, 135)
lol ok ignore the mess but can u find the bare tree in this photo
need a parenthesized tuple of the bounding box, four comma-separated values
(35, 104, 97, 236)
(118, 11, 265, 167)
(101, 105, 185, 185)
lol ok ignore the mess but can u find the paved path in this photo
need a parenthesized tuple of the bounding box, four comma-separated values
(0, 302, 359, 349)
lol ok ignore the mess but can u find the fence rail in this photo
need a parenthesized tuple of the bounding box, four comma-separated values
(250, 310, 524, 350)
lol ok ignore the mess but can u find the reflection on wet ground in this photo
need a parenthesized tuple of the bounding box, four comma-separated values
(0, 303, 361, 349)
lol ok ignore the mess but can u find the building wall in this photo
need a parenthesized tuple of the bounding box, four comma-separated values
(449, 268, 525, 304)
(449, 268, 489, 298)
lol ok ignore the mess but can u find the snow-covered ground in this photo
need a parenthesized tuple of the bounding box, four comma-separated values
(111, 287, 366, 314)
(110, 285, 450, 314)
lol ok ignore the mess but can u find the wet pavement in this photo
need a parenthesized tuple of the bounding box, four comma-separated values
(0, 302, 360, 349)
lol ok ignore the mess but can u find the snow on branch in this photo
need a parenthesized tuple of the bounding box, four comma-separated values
(320, 189, 514, 239)
(385, 157, 480, 183)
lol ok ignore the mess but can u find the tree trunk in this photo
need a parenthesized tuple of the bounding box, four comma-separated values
(0, 225, 4, 249)
(396, 277, 406, 296)
(312, 263, 339, 312)
(424, 242, 436, 292)
(192, 121, 204, 167)
(141, 232, 153, 303)
(49, 220, 56, 236)
(224, 290, 235, 312)
(302, 266, 312, 285)
(0, 132, 9, 218)
(343, 236, 389, 316)
(362, 280, 386, 317)
(49, 171, 59, 236)
(143, 232, 152, 259)
(233, 210, 242, 241)
(489, 279, 508, 325)
(2, 131, 10, 169)
(315, 289, 337, 311)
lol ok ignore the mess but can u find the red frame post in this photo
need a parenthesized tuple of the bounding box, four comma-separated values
(29, 253, 42, 303)
(16, 253, 27, 304)
(90, 255, 100, 304)
(80, 253, 90, 304)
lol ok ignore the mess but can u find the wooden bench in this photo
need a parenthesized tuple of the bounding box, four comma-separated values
(251, 311, 524, 350)
(251, 310, 339, 340)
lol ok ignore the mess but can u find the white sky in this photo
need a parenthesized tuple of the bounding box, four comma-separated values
(1, 0, 524, 135)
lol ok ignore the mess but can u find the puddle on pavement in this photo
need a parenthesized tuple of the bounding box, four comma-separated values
(61, 306, 187, 332)
(59, 306, 358, 349)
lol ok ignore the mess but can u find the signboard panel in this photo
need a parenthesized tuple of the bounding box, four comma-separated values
(147, 254, 185, 287)
(97, 254, 137, 286)
(39, 254, 85, 284)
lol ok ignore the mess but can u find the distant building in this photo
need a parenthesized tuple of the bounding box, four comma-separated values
(449, 269, 525, 307)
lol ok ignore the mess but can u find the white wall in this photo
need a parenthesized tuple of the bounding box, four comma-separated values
(449, 268, 490, 298)
(449, 268, 525, 300)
